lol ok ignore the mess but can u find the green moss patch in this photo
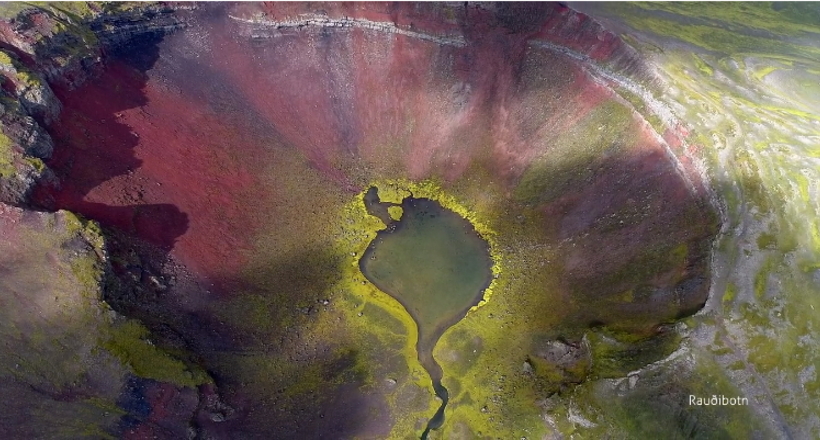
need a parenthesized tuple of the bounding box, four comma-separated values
(0, 130, 15, 178)
(605, 2, 820, 62)
(387, 205, 403, 221)
(586, 328, 682, 379)
(514, 99, 635, 205)
(102, 320, 210, 388)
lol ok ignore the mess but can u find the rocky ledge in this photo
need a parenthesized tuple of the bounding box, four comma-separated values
(0, 2, 191, 206)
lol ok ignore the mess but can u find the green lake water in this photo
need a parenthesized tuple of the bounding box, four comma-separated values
(359, 187, 493, 438)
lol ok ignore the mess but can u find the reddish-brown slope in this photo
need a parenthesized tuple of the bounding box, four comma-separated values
(36, 58, 269, 280)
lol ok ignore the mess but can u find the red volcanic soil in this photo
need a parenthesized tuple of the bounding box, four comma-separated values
(35, 58, 268, 281)
(35, 2, 628, 287)
(120, 380, 199, 440)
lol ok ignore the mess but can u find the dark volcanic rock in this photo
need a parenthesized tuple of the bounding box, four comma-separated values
(90, 3, 194, 50)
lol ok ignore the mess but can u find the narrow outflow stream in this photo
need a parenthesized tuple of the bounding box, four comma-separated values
(359, 187, 493, 438)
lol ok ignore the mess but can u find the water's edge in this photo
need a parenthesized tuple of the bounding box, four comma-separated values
(420, 349, 448, 439)
(360, 187, 492, 438)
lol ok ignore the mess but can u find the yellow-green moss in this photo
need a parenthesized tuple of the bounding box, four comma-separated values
(69, 251, 102, 299)
(0, 131, 15, 178)
(330, 178, 511, 437)
(615, 86, 667, 135)
(24, 156, 46, 173)
(335, 186, 424, 381)
(753, 65, 780, 82)
(103, 320, 210, 388)
(62, 210, 105, 250)
(515, 99, 635, 204)
(753, 255, 778, 299)
(59, 212, 108, 302)
(37, 1, 97, 19)
(0, 2, 36, 19)
(346, 178, 503, 312)
(0, 50, 13, 66)
(0, 50, 43, 88)
(61, 211, 210, 388)
(692, 53, 714, 77)
(606, 3, 820, 61)
(15, 68, 41, 88)
(723, 282, 738, 304)
(387, 205, 403, 221)
(587, 328, 682, 378)
(756, 231, 777, 250)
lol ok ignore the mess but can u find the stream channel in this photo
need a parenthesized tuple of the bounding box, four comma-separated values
(359, 187, 493, 438)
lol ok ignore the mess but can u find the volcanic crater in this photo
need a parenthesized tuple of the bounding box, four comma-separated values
(1, 3, 719, 439)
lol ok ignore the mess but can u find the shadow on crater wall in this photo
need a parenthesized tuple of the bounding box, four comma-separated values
(33, 33, 189, 253)
(20, 3, 727, 438)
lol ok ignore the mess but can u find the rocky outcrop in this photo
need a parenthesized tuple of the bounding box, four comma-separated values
(1, 46, 57, 205)
(230, 3, 657, 86)
(90, 3, 195, 50)
(230, 13, 468, 46)
(0, 7, 102, 88)
(0, 50, 61, 124)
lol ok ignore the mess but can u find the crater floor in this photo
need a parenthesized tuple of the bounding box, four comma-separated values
(0, 3, 765, 439)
